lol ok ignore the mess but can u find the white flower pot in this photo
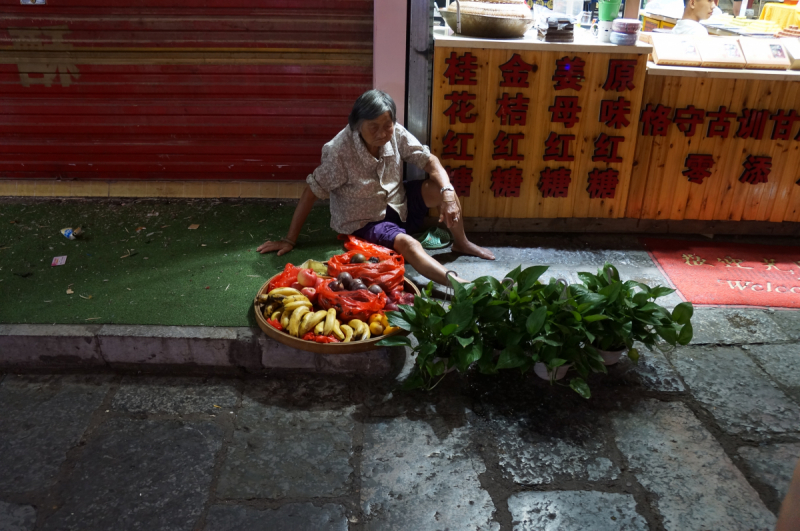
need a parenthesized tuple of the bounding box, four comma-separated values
(596, 347, 628, 366)
(533, 362, 572, 381)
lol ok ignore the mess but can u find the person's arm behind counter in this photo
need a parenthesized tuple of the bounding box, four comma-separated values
(256, 185, 317, 256)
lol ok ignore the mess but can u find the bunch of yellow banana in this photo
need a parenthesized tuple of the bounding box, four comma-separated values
(261, 287, 314, 336)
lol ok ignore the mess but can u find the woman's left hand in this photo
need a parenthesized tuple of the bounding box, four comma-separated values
(439, 195, 461, 228)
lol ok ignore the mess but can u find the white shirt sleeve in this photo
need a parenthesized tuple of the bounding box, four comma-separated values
(672, 19, 709, 37)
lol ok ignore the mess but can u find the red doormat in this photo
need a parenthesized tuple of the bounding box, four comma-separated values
(640, 239, 800, 309)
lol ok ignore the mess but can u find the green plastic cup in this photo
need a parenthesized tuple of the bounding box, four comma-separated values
(598, 0, 621, 21)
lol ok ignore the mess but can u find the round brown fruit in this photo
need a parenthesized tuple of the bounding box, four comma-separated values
(350, 253, 367, 264)
(368, 284, 383, 295)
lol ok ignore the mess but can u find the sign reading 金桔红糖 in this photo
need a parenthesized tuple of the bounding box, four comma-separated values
(431, 47, 647, 220)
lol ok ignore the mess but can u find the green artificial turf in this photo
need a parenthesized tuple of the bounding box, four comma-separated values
(0, 198, 343, 327)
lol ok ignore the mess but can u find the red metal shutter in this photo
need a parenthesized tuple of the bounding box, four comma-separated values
(0, 1, 373, 183)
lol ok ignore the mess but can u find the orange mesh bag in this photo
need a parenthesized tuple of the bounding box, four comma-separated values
(327, 236, 405, 292)
(317, 279, 388, 321)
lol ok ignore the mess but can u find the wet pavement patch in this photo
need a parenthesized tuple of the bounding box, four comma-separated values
(690, 308, 789, 345)
(668, 345, 800, 435)
(0, 374, 110, 493)
(738, 443, 800, 501)
(507, 491, 648, 530)
(612, 400, 776, 530)
(360, 416, 499, 531)
(746, 343, 800, 403)
(203, 503, 348, 531)
(216, 385, 354, 499)
(111, 376, 240, 415)
(0, 501, 36, 531)
(42, 418, 222, 531)
(481, 409, 619, 486)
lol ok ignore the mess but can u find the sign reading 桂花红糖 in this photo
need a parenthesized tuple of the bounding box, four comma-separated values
(431, 47, 647, 220)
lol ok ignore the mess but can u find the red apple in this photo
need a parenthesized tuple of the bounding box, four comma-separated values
(297, 268, 318, 288)
(290, 282, 303, 291)
(300, 287, 318, 303)
(314, 276, 324, 289)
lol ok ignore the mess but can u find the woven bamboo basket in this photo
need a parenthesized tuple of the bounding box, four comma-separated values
(254, 274, 420, 354)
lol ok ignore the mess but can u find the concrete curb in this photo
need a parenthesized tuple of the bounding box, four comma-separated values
(0, 324, 407, 377)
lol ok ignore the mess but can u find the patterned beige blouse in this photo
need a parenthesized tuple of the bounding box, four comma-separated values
(306, 123, 432, 234)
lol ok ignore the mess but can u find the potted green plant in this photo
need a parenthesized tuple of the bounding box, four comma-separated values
(379, 265, 610, 398)
(572, 263, 694, 365)
(376, 279, 486, 390)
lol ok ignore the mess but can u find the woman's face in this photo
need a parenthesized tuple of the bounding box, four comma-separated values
(360, 111, 394, 152)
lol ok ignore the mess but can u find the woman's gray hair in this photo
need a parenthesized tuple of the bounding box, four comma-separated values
(348, 89, 396, 131)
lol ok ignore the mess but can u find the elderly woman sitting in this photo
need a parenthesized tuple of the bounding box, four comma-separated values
(257, 89, 494, 285)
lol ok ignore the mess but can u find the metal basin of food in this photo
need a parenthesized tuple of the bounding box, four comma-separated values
(441, 8, 534, 39)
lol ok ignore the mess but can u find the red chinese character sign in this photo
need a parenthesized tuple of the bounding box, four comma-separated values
(603, 60, 637, 92)
(539, 168, 571, 198)
(446, 166, 474, 197)
(552, 56, 585, 91)
(629, 72, 800, 224)
(499, 53, 535, 88)
(432, 46, 648, 220)
(443, 52, 478, 85)
(491, 167, 523, 197)
(587, 168, 620, 199)
(683, 154, 715, 184)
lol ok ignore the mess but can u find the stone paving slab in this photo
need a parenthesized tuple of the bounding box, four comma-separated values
(507, 491, 648, 531)
(767, 310, 800, 341)
(112, 376, 240, 415)
(203, 503, 348, 531)
(0, 374, 110, 493)
(738, 443, 800, 501)
(43, 417, 223, 531)
(690, 308, 790, 345)
(618, 344, 685, 393)
(668, 346, 800, 435)
(483, 411, 619, 486)
(360, 416, 499, 531)
(612, 400, 776, 531)
(216, 381, 354, 499)
(746, 343, 800, 403)
(428, 239, 656, 269)
(0, 501, 36, 531)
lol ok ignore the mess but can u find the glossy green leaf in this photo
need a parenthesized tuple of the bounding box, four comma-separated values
(387, 314, 413, 331)
(377, 336, 411, 347)
(569, 377, 591, 399)
(441, 323, 459, 336)
(672, 302, 694, 325)
(456, 335, 475, 347)
(677, 322, 693, 345)
(526, 305, 547, 335)
(650, 286, 676, 298)
(583, 314, 610, 322)
(496, 346, 526, 369)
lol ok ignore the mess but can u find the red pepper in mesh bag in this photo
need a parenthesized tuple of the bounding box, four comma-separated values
(267, 263, 302, 292)
(328, 236, 405, 293)
(317, 279, 388, 322)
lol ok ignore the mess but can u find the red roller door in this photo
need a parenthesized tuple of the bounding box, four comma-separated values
(0, 1, 373, 182)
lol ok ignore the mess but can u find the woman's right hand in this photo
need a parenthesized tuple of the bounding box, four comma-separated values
(256, 240, 294, 256)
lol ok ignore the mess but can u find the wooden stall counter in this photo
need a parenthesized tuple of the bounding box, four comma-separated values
(431, 29, 652, 221)
(629, 63, 800, 224)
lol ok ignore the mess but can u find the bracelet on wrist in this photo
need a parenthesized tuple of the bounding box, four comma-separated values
(280, 238, 296, 247)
